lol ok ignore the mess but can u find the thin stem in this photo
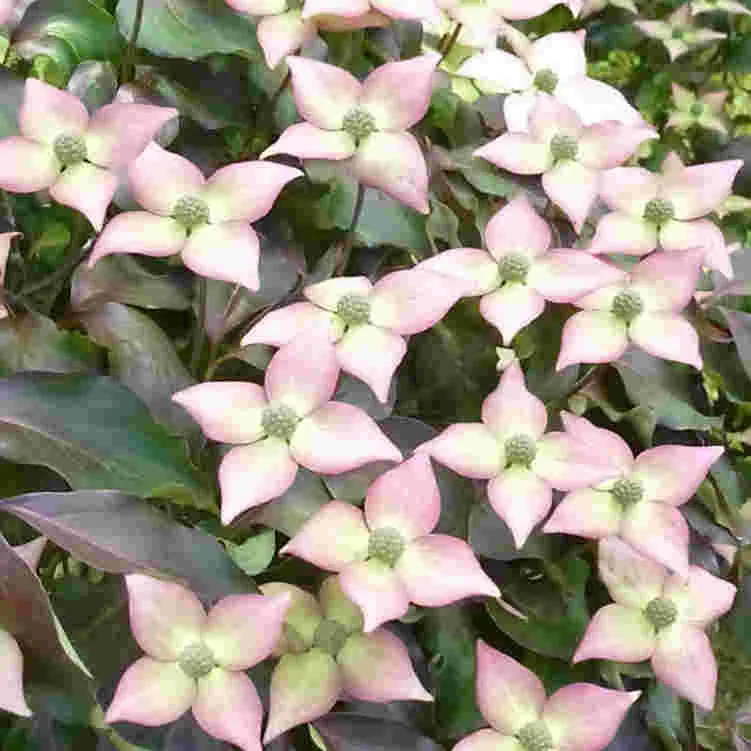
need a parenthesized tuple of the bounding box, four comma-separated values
(334, 182, 366, 275)
(439, 23, 463, 63)
(121, 0, 145, 82)
(190, 277, 208, 378)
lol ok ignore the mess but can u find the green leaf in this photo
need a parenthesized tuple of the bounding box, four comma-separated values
(0, 313, 101, 376)
(721, 308, 751, 382)
(314, 714, 444, 751)
(356, 188, 428, 252)
(0, 69, 25, 139)
(0, 373, 214, 509)
(117, 0, 262, 61)
(0, 490, 250, 600)
(226, 529, 276, 577)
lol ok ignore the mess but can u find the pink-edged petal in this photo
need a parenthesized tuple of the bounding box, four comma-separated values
(630, 247, 704, 311)
(351, 131, 429, 214)
(560, 412, 634, 473)
(577, 123, 656, 170)
(369, 267, 462, 334)
(652, 625, 717, 710)
(338, 629, 433, 702)
(662, 565, 736, 628)
(556, 311, 628, 371)
(336, 324, 407, 403)
(598, 536, 667, 609)
(528, 31, 587, 79)
(487, 468, 552, 548)
(281, 500, 369, 571)
(370, 0, 439, 20)
(416, 423, 503, 480)
(291, 402, 402, 473)
(260, 582, 323, 651)
(418, 248, 501, 296)
(365, 454, 440, 541)
(302, 0, 369, 17)
(219, 439, 298, 524)
(543, 684, 641, 751)
(662, 159, 743, 220)
(396, 534, 500, 607)
(599, 167, 659, 215)
(621, 501, 690, 576)
(0, 137, 59, 192)
(305, 276, 373, 311)
(572, 603, 656, 664)
(660, 218, 732, 277)
(203, 161, 302, 223)
(360, 53, 439, 131)
(203, 592, 291, 670)
(265, 327, 339, 414)
(181, 222, 261, 291)
(89, 212, 186, 266)
(542, 160, 598, 233)
(543, 488, 621, 538)
(20, 78, 88, 144)
(12, 537, 47, 571)
(485, 195, 552, 260)
(287, 55, 361, 130)
(261, 121, 356, 160)
(503, 90, 539, 133)
(529, 95, 583, 142)
(49, 162, 117, 231)
(172, 381, 267, 444)
(125, 573, 205, 660)
(481, 361, 547, 440)
(257, 12, 316, 70)
(588, 212, 657, 256)
(475, 641, 545, 735)
(556, 76, 645, 128)
(628, 313, 702, 369)
(0, 631, 31, 717)
(128, 142, 205, 216)
(631, 445, 723, 507)
(528, 250, 626, 302)
(318, 576, 364, 633)
(85, 103, 177, 170)
(456, 49, 533, 94)
(264, 650, 341, 742)
(224, 0, 287, 12)
(480, 284, 546, 344)
(105, 658, 196, 726)
(339, 559, 410, 632)
(474, 134, 551, 175)
(455, 730, 524, 751)
(193, 669, 263, 751)
(241, 302, 339, 347)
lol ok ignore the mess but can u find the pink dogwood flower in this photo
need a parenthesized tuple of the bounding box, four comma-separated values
(89, 143, 302, 291)
(573, 537, 736, 710)
(0, 538, 48, 718)
(261, 54, 440, 213)
(556, 248, 705, 371)
(106, 575, 291, 751)
(589, 152, 742, 277)
(692, 0, 751, 16)
(456, 27, 643, 132)
(241, 267, 464, 402)
(0, 0, 13, 23)
(418, 195, 626, 343)
(416, 362, 619, 549)
(0, 231, 21, 320)
(544, 413, 723, 575)
(282, 455, 500, 632)
(475, 95, 656, 232)
(173, 329, 402, 524)
(454, 640, 640, 751)
(667, 84, 728, 136)
(261, 577, 432, 742)
(635, 6, 726, 61)
(0, 79, 177, 230)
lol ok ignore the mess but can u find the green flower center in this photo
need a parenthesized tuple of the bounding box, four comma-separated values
(171, 195, 210, 230)
(611, 289, 644, 323)
(643, 198, 675, 226)
(499, 253, 531, 284)
(611, 477, 644, 507)
(336, 293, 371, 327)
(550, 132, 579, 162)
(342, 108, 377, 144)
(533, 68, 559, 94)
(517, 720, 554, 751)
(505, 434, 538, 468)
(368, 527, 407, 567)
(262, 404, 300, 442)
(689, 102, 705, 117)
(53, 133, 87, 167)
(644, 597, 678, 631)
(313, 618, 350, 658)
(178, 642, 216, 679)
